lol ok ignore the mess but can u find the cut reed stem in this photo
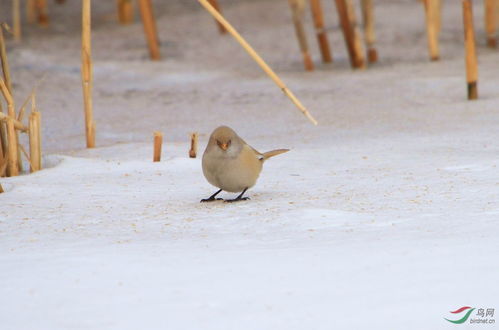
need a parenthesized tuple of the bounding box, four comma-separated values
(153, 131, 162, 162)
(82, 0, 95, 148)
(463, 0, 478, 100)
(189, 133, 198, 158)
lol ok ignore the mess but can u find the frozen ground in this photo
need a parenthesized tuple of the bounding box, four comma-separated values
(0, 0, 498, 329)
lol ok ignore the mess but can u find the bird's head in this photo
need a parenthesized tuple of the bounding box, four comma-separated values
(211, 126, 237, 152)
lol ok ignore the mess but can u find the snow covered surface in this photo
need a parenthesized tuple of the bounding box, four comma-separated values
(0, 0, 498, 329)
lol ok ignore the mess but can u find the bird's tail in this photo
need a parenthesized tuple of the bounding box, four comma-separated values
(262, 149, 289, 161)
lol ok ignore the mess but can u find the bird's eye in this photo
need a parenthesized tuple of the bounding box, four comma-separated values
(216, 140, 221, 146)
(228, 140, 231, 146)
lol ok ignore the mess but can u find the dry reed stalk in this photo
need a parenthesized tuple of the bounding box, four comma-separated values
(485, 0, 497, 47)
(0, 119, 4, 176)
(18, 105, 26, 122)
(28, 111, 41, 172)
(288, 0, 314, 71)
(35, 0, 49, 26)
(0, 122, 4, 156)
(13, 0, 22, 41)
(189, 133, 198, 158)
(0, 103, 7, 163)
(424, 0, 440, 61)
(345, 0, 366, 68)
(334, 0, 366, 69)
(153, 131, 162, 162)
(0, 123, 4, 163)
(463, 0, 478, 100)
(0, 78, 18, 176)
(15, 100, 27, 173)
(35, 111, 41, 170)
(29, 94, 41, 171)
(138, 0, 161, 60)
(117, 0, 134, 24)
(198, 0, 318, 125)
(345, 0, 356, 24)
(15, 128, 23, 173)
(19, 143, 35, 172)
(31, 91, 36, 110)
(0, 153, 7, 177)
(82, 0, 95, 148)
(0, 26, 13, 93)
(361, 0, 377, 63)
(0, 23, 16, 173)
(0, 182, 3, 193)
(436, 0, 442, 33)
(18, 84, 40, 114)
(26, 0, 36, 24)
(207, 0, 227, 34)
(309, 0, 332, 63)
(0, 112, 29, 131)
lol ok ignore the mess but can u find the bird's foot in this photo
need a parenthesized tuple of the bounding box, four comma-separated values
(224, 197, 250, 203)
(200, 197, 224, 203)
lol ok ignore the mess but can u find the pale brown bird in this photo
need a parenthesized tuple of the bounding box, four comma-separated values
(201, 126, 289, 203)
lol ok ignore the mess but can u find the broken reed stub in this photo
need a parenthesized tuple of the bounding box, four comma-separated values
(153, 131, 162, 162)
(189, 133, 198, 158)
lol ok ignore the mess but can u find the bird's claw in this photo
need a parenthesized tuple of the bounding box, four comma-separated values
(224, 197, 250, 203)
(200, 198, 224, 203)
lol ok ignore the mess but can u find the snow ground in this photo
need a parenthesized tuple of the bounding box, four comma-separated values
(0, 0, 498, 329)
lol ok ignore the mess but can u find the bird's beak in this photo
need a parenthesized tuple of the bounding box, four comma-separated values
(220, 143, 228, 151)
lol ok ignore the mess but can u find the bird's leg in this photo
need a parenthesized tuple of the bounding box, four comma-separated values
(224, 188, 250, 203)
(200, 189, 223, 202)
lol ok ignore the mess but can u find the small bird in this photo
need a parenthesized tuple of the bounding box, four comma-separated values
(201, 126, 289, 203)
